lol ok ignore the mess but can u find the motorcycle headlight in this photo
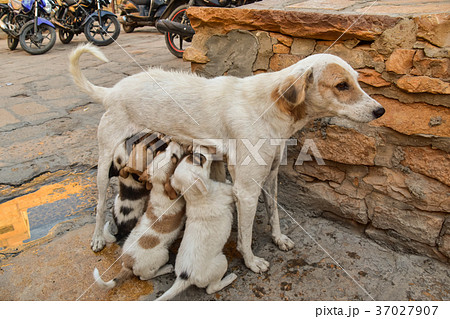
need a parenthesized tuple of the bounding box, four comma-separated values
(43, 0, 52, 14)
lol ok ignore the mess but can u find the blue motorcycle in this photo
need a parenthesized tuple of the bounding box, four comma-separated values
(0, 0, 56, 54)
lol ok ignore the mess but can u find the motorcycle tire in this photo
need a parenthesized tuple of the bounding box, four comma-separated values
(7, 35, 18, 50)
(122, 24, 135, 33)
(19, 21, 56, 55)
(59, 29, 74, 44)
(84, 15, 120, 46)
(164, 4, 191, 59)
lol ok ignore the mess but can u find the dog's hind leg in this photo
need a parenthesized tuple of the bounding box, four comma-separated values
(205, 254, 237, 294)
(91, 153, 113, 252)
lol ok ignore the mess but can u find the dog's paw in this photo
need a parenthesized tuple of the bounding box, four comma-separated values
(91, 235, 106, 252)
(246, 256, 270, 273)
(273, 234, 295, 251)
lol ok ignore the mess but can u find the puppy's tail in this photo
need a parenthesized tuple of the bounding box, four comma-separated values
(93, 267, 133, 290)
(155, 277, 191, 301)
(103, 221, 117, 243)
(69, 43, 110, 104)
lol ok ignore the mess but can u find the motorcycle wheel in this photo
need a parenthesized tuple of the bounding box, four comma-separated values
(59, 29, 74, 44)
(84, 15, 120, 46)
(7, 35, 19, 50)
(122, 24, 135, 33)
(164, 4, 192, 58)
(19, 21, 56, 55)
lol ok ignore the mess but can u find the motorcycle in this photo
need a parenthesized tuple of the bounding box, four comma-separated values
(0, 0, 56, 54)
(156, 0, 259, 58)
(118, 0, 189, 34)
(52, 0, 120, 46)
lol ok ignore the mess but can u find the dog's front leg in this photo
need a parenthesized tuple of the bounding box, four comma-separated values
(263, 167, 294, 251)
(232, 178, 270, 273)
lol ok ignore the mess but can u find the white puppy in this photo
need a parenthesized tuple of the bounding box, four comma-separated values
(156, 150, 236, 301)
(93, 141, 185, 289)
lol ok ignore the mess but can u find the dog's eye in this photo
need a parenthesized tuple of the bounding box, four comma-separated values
(336, 81, 349, 91)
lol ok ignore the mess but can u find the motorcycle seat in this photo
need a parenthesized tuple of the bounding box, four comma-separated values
(62, 0, 78, 6)
(9, 0, 22, 11)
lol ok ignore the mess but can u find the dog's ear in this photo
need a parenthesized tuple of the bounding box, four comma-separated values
(274, 68, 312, 121)
(164, 180, 178, 200)
(279, 68, 312, 106)
(192, 174, 208, 195)
(146, 181, 153, 191)
(119, 167, 130, 179)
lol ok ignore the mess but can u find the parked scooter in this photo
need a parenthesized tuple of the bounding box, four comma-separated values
(156, 0, 259, 58)
(0, 0, 56, 54)
(52, 0, 120, 46)
(118, 0, 189, 33)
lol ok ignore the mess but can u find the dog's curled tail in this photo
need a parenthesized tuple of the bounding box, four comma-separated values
(69, 43, 110, 104)
(155, 278, 191, 301)
(93, 267, 133, 290)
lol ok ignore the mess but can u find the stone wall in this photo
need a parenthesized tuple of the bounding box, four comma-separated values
(184, 7, 450, 263)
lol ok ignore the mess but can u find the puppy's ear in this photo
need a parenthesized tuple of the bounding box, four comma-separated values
(192, 175, 208, 195)
(146, 181, 153, 191)
(119, 167, 130, 179)
(164, 180, 178, 200)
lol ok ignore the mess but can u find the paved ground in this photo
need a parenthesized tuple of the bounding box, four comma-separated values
(0, 26, 449, 301)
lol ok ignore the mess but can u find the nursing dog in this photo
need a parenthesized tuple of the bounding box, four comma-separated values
(70, 43, 384, 273)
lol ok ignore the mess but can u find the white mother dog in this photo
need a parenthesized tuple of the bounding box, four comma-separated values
(70, 44, 384, 273)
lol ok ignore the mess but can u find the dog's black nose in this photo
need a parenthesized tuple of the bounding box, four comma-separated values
(373, 107, 385, 119)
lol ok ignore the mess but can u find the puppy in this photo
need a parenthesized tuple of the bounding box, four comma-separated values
(156, 150, 236, 300)
(93, 141, 185, 289)
(103, 132, 169, 244)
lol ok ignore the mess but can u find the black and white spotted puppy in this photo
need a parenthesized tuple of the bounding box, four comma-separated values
(103, 132, 169, 244)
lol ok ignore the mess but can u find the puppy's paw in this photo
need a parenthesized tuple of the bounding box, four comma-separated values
(91, 235, 106, 252)
(246, 256, 270, 273)
(273, 234, 294, 251)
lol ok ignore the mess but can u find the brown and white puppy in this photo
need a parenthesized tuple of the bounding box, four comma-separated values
(156, 148, 236, 300)
(93, 141, 185, 289)
(103, 132, 169, 244)
(71, 44, 385, 273)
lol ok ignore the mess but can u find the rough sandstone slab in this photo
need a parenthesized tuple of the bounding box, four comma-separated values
(269, 54, 301, 71)
(402, 146, 450, 186)
(187, 7, 400, 41)
(363, 167, 450, 213)
(269, 32, 293, 46)
(415, 13, 450, 48)
(372, 19, 417, 55)
(315, 42, 365, 69)
(371, 95, 450, 137)
(252, 31, 273, 71)
(411, 50, 450, 79)
(299, 125, 376, 165)
(396, 75, 450, 94)
(366, 193, 444, 246)
(358, 69, 391, 87)
(290, 38, 316, 56)
(183, 47, 210, 64)
(273, 43, 290, 54)
(385, 49, 416, 74)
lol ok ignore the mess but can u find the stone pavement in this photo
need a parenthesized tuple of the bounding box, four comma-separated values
(0, 21, 449, 300)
